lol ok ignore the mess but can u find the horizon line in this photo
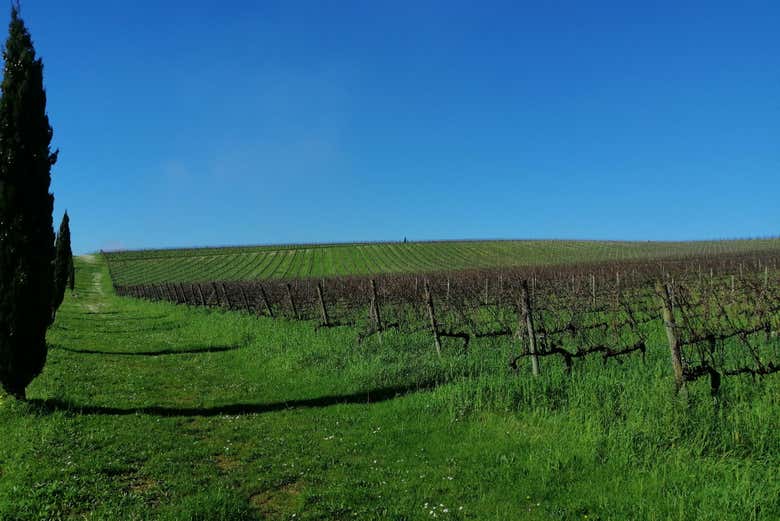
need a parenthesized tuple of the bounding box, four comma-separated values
(95, 234, 780, 256)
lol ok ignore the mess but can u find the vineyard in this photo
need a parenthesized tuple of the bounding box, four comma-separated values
(112, 249, 780, 393)
(102, 237, 780, 285)
(3, 252, 775, 519)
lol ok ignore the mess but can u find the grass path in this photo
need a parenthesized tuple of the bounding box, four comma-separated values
(0, 257, 777, 520)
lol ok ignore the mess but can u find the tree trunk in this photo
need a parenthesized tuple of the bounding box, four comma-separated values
(2, 381, 26, 400)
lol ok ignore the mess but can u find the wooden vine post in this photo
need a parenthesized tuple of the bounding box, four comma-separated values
(590, 273, 596, 307)
(238, 285, 251, 312)
(316, 281, 330, 327)
(211, 282, 222, 307)
(424, 281, 442, 358)
(369, 279, 383, 342)
(259, 285, 274, 318)
(196, 283, 206, 306)
(519, 280, 540, 377)
(286, 283, 299, 319)
(220, 283, 232, 309)
(656, 281, 685, 392)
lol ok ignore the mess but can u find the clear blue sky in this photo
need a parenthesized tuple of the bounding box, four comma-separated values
(17, 1, 780, 253)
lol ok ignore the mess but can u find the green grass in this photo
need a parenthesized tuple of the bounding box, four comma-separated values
(104, 238, 780, 285)
(0, 256, 778, 520)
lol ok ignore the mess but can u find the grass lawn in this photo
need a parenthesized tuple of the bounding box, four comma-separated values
(0, 256, 777, 520)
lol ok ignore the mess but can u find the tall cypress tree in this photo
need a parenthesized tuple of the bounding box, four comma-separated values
(0, 5, 57, 399)
(68, 246, 75, 291)
(52, 211, 72, 320)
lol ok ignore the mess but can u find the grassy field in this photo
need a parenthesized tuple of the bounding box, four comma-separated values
(0, 256, 777, 520)
(103, 238, 780, 285)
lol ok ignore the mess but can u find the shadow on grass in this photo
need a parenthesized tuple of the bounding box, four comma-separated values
(53, 344, 242, 356)
(56, 314, 171, 322)
(55, 323, 184, 334)
(30, 381, 440, 418)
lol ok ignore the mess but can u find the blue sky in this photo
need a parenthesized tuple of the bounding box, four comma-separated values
(16, 1, 780, 253)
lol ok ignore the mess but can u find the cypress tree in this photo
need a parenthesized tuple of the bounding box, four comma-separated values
(52, 211, 72, 320)
(68, 248, 74, 291)
(0, 5, 57, 400)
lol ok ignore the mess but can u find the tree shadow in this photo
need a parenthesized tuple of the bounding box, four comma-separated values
(55, 324, 183, 334)
(53, 344, 242, 357)
(57, 314, 171, 322)
(29, 381, 440, 418)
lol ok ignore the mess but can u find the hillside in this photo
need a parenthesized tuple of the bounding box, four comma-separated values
(103, 238, 780, 285)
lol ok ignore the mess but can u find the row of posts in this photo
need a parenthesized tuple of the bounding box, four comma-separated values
(121, 266, 773, 389)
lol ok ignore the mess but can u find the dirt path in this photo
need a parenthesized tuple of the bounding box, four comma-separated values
(79, 255, 107, 312)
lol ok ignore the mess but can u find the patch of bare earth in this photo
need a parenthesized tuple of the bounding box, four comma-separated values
(104, 467, 161, 505)
(250, 481, 304, 517)
(214, 454, 240, 472)
(127, 475, 158, 496)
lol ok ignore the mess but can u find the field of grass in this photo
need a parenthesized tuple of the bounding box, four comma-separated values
(1, 256, 777, 520)
(103, 238, 780, 285)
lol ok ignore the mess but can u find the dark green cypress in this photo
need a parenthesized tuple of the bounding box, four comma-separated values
(0, 5, 57, 400)
(52, 211, 72, 320)
(68, 248, 74, 291)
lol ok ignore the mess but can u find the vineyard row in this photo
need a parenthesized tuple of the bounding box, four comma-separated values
(111, 251, 780, 394)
